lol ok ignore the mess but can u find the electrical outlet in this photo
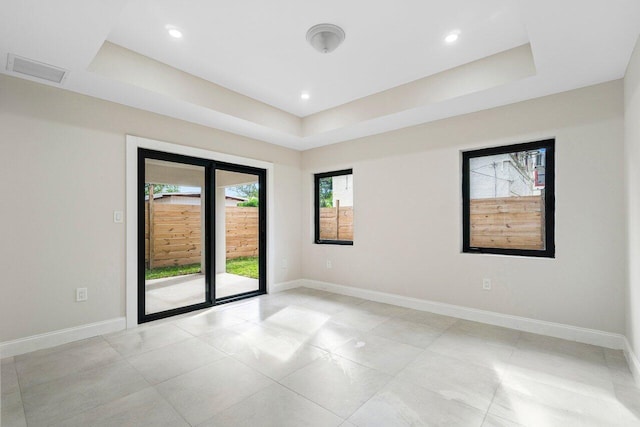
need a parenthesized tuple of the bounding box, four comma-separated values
(482, 279, 491, 291)
(76, 287, 88, 302)
(326, 260, 332, 269)
(282, 258, 288, 269)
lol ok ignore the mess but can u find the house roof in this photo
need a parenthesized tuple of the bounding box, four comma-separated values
(144, 192, 200, 201)
(144, 193, 247, 201)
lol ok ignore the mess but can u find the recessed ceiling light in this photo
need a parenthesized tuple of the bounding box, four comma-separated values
(300, 92, 310, 100)
(444, 32, 459, 44)
(166, 25, 183, 39)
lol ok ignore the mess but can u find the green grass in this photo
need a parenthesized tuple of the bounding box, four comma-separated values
(145, 263, 202, 280)
(226, 256, 259, 279)
(145, 256, 259, 280)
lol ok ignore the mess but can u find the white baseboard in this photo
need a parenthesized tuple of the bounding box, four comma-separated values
(299, 279, 626, 350)
(0, 317, 126, 358)
(0, 280, 299, 359)
(269, 279, 305, 293)
(1, 280, 627, 360)
(624, 338, 640, 386)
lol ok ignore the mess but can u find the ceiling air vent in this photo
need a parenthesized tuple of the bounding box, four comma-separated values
(6, 54, 68, 84)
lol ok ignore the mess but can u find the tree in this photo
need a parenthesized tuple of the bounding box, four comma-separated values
(319, 177, 333, 207)
(237, 197, 259, 207)
(231, 184, 259, 199)
(145, 183, 179, 196)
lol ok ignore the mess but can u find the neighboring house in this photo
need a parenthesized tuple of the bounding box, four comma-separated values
(469, 150, 545, 199)
(144, 192, 247, 206)
(225, 195, 247, 206)
(332, 174, 353, 207)
(148, 192, 201, 205)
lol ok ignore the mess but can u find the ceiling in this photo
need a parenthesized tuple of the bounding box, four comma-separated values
(1, 0, 640, 150)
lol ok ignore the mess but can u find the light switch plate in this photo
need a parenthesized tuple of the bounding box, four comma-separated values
(113, 211, 123, 223)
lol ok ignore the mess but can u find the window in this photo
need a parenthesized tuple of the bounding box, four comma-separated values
(462, 139, 555, 258)
(314, 169, 354, 245)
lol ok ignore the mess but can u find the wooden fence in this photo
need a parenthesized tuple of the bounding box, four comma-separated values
(145, 204, 258, 268)
(470, 195, 543, 250)
(225, 207, 259, 259)
(319, 206, 354, 241)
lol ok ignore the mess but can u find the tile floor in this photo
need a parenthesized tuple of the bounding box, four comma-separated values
(2, 287, 640, 426)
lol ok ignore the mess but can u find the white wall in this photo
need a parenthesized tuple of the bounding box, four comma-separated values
(302, 80, 626, 334)
(0, 70, 630, 344)
(625, 36, 640, 355)
(0, 74, 302, 342)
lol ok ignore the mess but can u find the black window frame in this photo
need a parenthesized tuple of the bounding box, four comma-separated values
(462, 139, 555, 258)
(314, 168, 354, 245)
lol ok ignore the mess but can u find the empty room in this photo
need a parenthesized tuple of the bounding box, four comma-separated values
(3, 0, 640, 426)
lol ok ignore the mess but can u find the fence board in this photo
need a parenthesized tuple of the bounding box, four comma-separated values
(470, 195, 543, 250)
(153, 243, 201, 253)
(154, 205, 201, 212)
(153, 233, 201, 240)
(319, 207, 353, 240)
(154, 249, 201, 261)
(154, 237, 199, 246)
(153, 217, 201, 224)
(153, 256, 202, 268)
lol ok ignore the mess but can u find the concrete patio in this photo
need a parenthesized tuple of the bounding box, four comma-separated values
(145, 273, 259, 314)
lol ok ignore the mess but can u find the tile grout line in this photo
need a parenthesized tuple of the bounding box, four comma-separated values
(167, 355, 276, 426)
(102, 326, 196, 359)
(330, 356, 404, 424)
(481, 330, 522, 426)
(479, 364, 506, 426)
(9, 358, 28, 427)
(364, 320, 440, 348)
(150, 381, 197, 427)
(47, 355, 154, 426)
(9, 355, 30, 427)
(274, 369, 358, 424)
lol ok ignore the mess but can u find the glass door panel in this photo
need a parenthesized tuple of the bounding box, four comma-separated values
(215, 168, 263, 299)
(143, 157, 208, 316)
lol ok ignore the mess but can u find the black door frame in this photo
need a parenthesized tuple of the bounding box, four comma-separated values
(137, 148, 267, 324)
(214, 161, 267, 305)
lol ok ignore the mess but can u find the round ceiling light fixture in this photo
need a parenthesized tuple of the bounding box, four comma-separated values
(306, 23, 345, 54)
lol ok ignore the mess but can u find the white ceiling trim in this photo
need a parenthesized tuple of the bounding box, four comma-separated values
(0, 0, 639, 150)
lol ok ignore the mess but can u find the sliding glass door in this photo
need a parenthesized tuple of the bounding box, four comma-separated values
(138, 149, 266, 323)
(215, 164, 266, 300)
